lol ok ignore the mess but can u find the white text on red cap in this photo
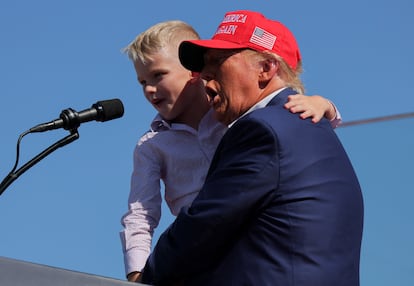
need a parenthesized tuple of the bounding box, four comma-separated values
(222, 14, 247, 23)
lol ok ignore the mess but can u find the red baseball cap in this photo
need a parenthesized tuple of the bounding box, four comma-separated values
(179, 10, 301, 72)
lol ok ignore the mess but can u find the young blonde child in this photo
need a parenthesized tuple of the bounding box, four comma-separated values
(120, 20, 341, 282)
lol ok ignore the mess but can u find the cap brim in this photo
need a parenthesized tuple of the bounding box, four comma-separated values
(179, 40, 246, 72)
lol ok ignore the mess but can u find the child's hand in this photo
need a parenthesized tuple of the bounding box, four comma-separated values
(284, 94, 335, 123)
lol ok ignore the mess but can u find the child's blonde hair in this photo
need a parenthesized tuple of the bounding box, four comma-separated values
(123, 20, 200, 64)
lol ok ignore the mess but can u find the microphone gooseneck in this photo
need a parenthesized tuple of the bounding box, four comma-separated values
(1, 98, 125, 196)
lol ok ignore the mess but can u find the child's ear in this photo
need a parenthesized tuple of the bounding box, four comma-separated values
(189, 71, 202, 84)
(191, 71, 200, 78)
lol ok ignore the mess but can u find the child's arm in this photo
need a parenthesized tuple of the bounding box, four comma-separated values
(284, 94, 342, 128)
(121, 141, 163, 283)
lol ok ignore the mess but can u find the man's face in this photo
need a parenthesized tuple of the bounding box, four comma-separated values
(200, 49, 262, 125)
(134, 46, 195, 122)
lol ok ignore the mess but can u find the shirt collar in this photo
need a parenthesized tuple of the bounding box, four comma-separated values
(150, 114, 171, 131)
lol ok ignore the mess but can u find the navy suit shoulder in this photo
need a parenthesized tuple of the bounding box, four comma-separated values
(142, 88, 364, 286)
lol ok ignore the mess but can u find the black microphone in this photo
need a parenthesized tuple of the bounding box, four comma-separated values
(29, 98, 124, 133)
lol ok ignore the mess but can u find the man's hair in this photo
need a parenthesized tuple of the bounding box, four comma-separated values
(276, 56, 304, 94)
(261, 51, 304, 94)
(123, 20, 200, 64)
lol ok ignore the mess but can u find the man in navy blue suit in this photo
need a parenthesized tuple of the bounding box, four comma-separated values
(141, 10, 364, 286)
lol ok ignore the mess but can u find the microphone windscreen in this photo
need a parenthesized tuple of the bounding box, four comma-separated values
(94, 99, 124, 122)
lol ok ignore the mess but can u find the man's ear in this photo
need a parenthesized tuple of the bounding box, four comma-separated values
(259, 59, 278, 88)
(263, 59, 278, 73)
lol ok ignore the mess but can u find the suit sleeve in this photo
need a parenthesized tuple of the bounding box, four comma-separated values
(142, 118, 280, 285)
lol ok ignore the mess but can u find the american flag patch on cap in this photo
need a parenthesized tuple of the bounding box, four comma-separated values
(249, 27, 276, 50)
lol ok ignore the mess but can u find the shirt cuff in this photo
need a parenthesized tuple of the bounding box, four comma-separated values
(328, 100, 343, 128)
(124, 248, 150, 277)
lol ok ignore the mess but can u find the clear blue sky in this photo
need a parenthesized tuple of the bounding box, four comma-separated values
(0, 1, 413, 285)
